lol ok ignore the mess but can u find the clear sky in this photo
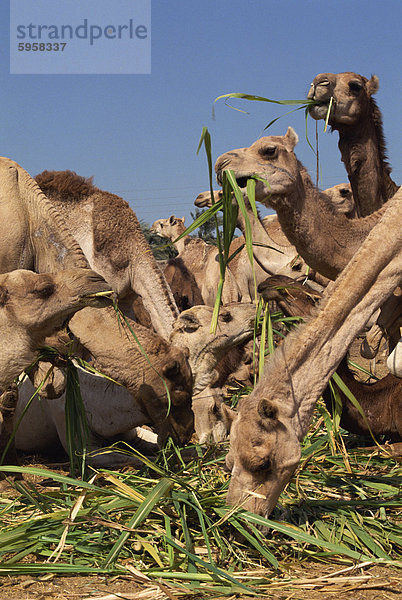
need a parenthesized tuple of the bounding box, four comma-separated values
(1, 0, 401, 227)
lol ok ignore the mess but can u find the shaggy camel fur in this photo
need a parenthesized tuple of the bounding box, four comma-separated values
(0, 268, 111, 462)
(151, 216, 241, 306)
(258, 275, 402, 441)
(215, 128, 387, 281)
(308, 72, 399, 217)
(35, 170, 179, 340)
(225, 189, 402, 517)
(0, 157, 193, 446)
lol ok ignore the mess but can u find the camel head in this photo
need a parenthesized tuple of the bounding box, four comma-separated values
(194, 190, 223, 208)
(0, 268, 111, 334)
(214, 128, 300, 209)
(308, 72, 379, 127)
(134, 342, 194, 448)
(192, 390, 236, 445)
(323, 183, 355, 217)
(170, 303, 257, 394)
(151, 216, 186, 241)
(225, 392, 301, 518)
(0, 268, 112, 391)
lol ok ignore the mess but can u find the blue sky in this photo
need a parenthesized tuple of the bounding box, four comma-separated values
(1, 0, 401, 226)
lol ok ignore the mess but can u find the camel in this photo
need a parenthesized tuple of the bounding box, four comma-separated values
(225, 189, 402, 517)
(308, 72, 399, 217)
(214, 128, 389, 281)
(169, 303, 257, 394)
(35, 170, 178, 340)
(195, 185, 356, 299)
(160, 256, 204, 311)
(151, 216, 241, 306)
(0, 267, 112, 461)
(258, 275, 402, 441)
(0, 157, 193, 446)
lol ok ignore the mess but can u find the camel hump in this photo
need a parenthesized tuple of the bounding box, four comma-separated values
(35, 170, 95, 199)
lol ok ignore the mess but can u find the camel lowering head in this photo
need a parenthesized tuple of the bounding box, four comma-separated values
(225, 391, 301, 517)
(192, 389, 236, 445)
(169, 303, 257, 394)
(307, 72, 379, 127)
(215, 128, 300, 209)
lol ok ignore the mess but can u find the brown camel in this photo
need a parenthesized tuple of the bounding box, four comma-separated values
(35, 170, 179, 340)
(0, 267, 112, 461)
(225, 189, 402, 517)
(0, 157, 193, 446)
(258, 275, 402, 442)
(151, 216, 241, 305)
(308, 72, 399, 217)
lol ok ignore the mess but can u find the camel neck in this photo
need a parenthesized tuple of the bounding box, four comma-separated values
(272, 171, 356, 280)
(337, 121, 398, 216)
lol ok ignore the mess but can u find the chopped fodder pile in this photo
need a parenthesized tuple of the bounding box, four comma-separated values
(0, 400, 400, 596)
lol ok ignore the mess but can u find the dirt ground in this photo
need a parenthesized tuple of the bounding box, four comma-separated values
(0, 563, 400, 600)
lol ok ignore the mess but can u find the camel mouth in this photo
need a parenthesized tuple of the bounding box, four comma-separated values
(82, 289, 115, 307)
(235, 176, 249, 189)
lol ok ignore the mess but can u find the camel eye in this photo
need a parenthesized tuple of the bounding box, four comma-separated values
(349, 80, 363, 93)
(259, 146, 277, 159)
(32, 281, 55, 299)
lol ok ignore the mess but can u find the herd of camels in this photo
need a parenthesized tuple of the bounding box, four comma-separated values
(0, 71, 401, 519)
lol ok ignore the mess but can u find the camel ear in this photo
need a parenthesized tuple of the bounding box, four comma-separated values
(182, 217, 185, 223)
(221, 403, 237, 430)
(284, 127, 298, 151)
(367, 75, 379, 96)
(257, 398, 278, 421)
(169, 215, 177, 225)
(0, 286, 8, 307)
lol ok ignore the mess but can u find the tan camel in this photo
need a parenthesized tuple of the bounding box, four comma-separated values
(0, 157, 193, 446)
(258, 275, 402, 441)
(0, 267, 112, 461)
(214, 128, 387, 281)
(35, 170, 179, 340)
(160, 256, 204, 311)
(308, 72, 399, 217)
(225, 189, 402, 517)
(169, 303, 257, 394)
(151, 216, 241, 306)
